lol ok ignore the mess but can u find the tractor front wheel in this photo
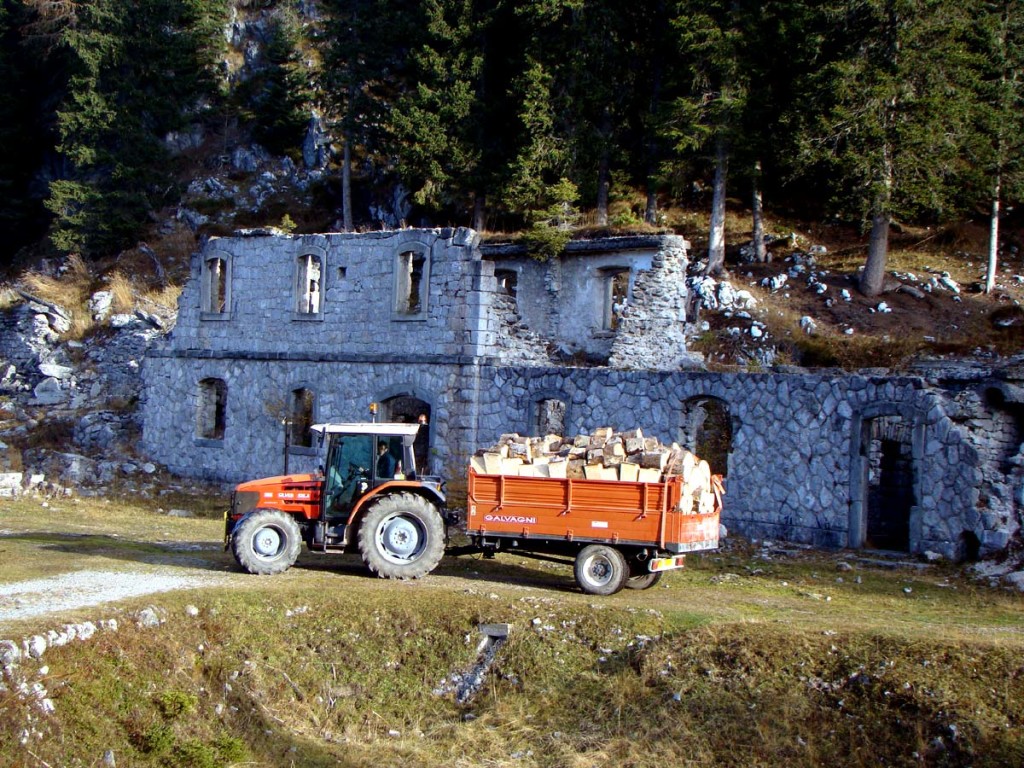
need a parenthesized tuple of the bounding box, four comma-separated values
(358, 493, 445, 579)
(231, 509, 302, 575)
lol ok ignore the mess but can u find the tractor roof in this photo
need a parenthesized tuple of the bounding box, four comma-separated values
(311, 422, 422, 437)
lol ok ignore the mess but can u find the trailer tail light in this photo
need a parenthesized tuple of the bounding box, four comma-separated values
(648, 555, 687, 573)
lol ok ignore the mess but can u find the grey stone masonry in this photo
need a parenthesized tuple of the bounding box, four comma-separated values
(472, 366, 1002, 560)
(142, 227, 1024, 562)
(170, 227, 496, 360)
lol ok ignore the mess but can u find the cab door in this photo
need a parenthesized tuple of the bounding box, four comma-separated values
(321, 434, 374, 519)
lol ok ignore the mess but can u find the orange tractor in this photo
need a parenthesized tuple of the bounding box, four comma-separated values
(226, 422, 721, 595)
(226, 423, 449, 579)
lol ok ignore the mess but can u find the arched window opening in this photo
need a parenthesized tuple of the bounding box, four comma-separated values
(536, 398, 566, 437)
(289, 387, 315, 448)
(197, 378, 227, 440)
(395, 249, 429, 317)
(201, 255, 229, 314)
(679, 396, 732, 478)
(295, 254, 322, 314)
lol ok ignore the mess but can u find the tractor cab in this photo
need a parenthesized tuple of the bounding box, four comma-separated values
(315, 422, 422, 518)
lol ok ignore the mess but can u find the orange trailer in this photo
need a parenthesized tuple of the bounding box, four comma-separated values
(463, 469, 722, 594)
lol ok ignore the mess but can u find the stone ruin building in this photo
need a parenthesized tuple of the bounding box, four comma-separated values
(141, 227, 1024, 562)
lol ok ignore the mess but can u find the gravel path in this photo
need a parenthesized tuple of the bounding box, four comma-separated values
(0, 568, 229, 626)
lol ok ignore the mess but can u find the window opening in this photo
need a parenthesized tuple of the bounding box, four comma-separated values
(602, 268, 630, 330)
(374, 435, 405, 482)
(679, 396, 732, 477)
(296, 254, 322, 314)
(536, 398, 566, 436)
(395, 249, 428, 316)
(197, 378, 227, 440)
(202, 256, 228, 314)
(495, 269, 518, 299)
(289, 388, 315, 448)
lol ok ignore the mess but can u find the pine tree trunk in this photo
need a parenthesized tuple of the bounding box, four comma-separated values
(752, 160, 767, 263)
(860, 212, 890, 297)
(596, 154, 610, 227)
(595, 110, 611, 227)
(472, 193, 486, 232)
(986, 178, 1001, 294)
(342, 137, 353, 232)
(705, 136, 728, 276)
(644, 187, 658, 225)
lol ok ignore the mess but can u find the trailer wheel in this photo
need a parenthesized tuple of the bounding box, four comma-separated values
(358, 492, 445, 579)
(574, 545, 629, 595)
(624, 571, 663, 590)
(231, 509, 302, 575)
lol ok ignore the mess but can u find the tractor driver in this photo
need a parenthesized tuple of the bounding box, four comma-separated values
(376, 441, 397, 479)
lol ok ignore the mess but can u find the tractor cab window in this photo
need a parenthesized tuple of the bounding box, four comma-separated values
(374, 436, 405, 482)
(323, 434, 373, 515)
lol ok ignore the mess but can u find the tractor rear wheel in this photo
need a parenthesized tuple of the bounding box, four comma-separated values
(231, 509, 302, 575)
(573, 544, 629, 595)
(358, 492, 445, 579)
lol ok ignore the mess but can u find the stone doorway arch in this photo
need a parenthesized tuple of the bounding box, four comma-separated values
(379, 389, 433, 476)
(679, 396, 733, 478)
(849, 406, 924, 552)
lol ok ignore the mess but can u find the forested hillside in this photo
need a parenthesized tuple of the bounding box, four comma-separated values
(2, 0, 1023, 299)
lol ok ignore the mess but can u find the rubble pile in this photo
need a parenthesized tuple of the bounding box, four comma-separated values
(470, 427, 719, 514)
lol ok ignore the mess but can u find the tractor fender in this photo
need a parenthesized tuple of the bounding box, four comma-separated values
(345, 481, 445, 529)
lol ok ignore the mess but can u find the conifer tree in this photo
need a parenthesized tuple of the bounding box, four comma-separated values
(0, 1, 44, 261)
(322, 0, 417, 229)
(250, 6, 314, 159)
(42, 0, 229, 256)
(796, 0, 977, 296)
(388, 0, 487, 221)
(667, 0, 749, 275)
(972, 1, 1024, 293)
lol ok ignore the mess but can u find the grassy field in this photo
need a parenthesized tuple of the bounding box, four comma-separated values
(1, 496, 1022, 767)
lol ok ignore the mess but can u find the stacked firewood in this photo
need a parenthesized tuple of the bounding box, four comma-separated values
(470, 427, 720, 514)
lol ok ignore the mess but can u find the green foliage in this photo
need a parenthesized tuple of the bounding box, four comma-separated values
(521, 177, 578, 261)
(136, 723, 175, 755)
(388, 0, 485, 212)
(248, 6, 313, 158)
(501, 58, 568, 214)
(41, 0, 230, 257)
(2, 0, 1024, 260)
(794, 0, 980, 224)
(156, 690, 198, 719)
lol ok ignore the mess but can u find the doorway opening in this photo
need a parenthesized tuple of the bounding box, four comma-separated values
(382, 394, 432, 475)
(863, 416, 914, 551)
(679, 396, 733, 477)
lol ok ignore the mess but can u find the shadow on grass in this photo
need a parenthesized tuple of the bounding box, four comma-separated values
(3, 529, 580, 593)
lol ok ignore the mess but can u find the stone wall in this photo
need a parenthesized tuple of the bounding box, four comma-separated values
(141, 227, 1024, 561)
(481, 235, 690, 364)
(472, 366, 995, 559)
(170, 227, 496, 359)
